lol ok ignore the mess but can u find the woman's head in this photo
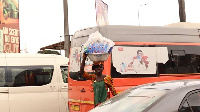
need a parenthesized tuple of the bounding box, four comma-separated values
(92, 61, 104, 75)
(93, 64, 104, 75)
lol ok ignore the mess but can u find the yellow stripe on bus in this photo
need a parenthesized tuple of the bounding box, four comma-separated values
(69, 99, 94, 105)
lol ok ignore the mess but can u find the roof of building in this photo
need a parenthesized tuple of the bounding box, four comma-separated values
(40, 41, 64, 51)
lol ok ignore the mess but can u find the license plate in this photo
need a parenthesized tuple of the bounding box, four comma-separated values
(71, 104, 80, 111)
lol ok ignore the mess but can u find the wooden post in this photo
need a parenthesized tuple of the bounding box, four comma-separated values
(63, 0, 70, 58)
(178, 0, 186, 22)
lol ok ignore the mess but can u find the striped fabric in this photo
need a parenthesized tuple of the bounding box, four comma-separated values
(83, 71, 117, 96)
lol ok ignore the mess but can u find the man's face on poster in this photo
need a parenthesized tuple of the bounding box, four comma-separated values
(137, 50, 143, 59)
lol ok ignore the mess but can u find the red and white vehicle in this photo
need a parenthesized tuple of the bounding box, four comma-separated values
(68, 25, 200, 112)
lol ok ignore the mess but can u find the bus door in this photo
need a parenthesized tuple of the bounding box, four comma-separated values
(78, 45, 98, 111)
(68, 71, 94, 112)
(79, 78, 94, 111)
(68, 77, 81, 111)
(69, 47, 95, 112)
(68, 47, 85, 112)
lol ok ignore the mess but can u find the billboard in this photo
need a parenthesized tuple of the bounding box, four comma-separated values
(0, 0, 19, 53)
(95, 0, 108, 26)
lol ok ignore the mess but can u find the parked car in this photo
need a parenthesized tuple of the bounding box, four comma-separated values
(89, 79, 200, 112)
(0, 53, 69, 112)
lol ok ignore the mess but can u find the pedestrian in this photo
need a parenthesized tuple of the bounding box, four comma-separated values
(80, 52, 117, 106)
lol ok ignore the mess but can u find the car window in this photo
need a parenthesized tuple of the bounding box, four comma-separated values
(0, 67, 6, 87)
(179, 99, 192, 112)
(187, 92, 200, 112)
(60, 66, 68, 83)
(179, 91, 200, 112)
(2, 65, 54, 87)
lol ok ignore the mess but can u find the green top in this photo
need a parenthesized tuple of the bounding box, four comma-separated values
(93, 80, 107, 106)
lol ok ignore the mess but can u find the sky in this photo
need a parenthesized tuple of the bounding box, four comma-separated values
(19, 0, 64, 54)
(19, 0, 200, 55)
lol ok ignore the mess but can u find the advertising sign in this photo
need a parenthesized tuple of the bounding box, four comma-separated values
(95, 0, 109, 26)
(70, 47, 94, 72)
(112, 46, 168, 74)
(0, 0, 20, 53)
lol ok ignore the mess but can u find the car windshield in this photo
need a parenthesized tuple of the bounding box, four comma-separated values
(90, 88, 167, 112)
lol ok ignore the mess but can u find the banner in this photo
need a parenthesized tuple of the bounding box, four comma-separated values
(112, 46, 168, 74)
(69, 47, 82, 72)
(112, 46, 157, 74)
(95, 0, 109, 26)
(69, 47, 94, 72)
(0, 0, 20, 53)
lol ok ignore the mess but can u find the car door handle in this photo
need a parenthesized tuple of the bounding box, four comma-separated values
(50, 86, 56, 91)
(81, 88, 86, 92)
(90, 90, 94, 92)
(61, 86, 68, 89)
(81, 90, 86, 92)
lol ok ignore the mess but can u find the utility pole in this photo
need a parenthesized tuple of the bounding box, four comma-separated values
(178, 0, 186, 22)
(138, 3, 148, 26)
(63, 0, 70, 58)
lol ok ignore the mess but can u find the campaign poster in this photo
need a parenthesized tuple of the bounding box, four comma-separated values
(69, 47, 82, 72)
(0, 0, 20, 53)
(69, 47, 94, 72)
(112, 46, 168, 74)
(95, 0, 109, 26)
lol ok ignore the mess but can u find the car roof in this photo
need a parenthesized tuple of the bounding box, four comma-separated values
(0, 53, 69, 66)
(1, 53, 63, 57)
(139, 79, 200, 91)
(141, 79, 200, 112)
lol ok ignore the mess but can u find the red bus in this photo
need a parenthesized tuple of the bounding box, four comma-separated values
(68, 25, 200, 112)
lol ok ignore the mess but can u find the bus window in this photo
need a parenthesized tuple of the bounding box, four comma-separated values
(111, 45, 200, 78)
(161, 45, 200, 74)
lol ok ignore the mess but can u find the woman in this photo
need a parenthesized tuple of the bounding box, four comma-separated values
(80, 52, 117, 106)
